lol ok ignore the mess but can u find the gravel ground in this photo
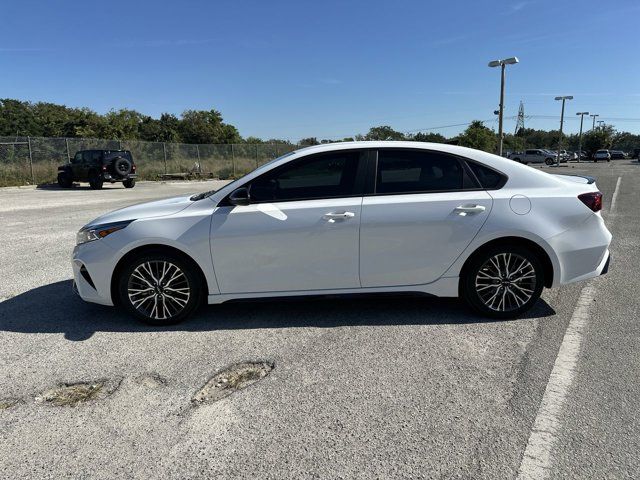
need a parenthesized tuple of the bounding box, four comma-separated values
(0, 163, 638, 479)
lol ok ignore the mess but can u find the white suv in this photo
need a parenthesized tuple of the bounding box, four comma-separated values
(593, 150, 611, 162)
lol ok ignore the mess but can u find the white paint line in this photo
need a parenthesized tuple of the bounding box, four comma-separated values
(517, 283, 597, 480)
(609, 176, 621, 213)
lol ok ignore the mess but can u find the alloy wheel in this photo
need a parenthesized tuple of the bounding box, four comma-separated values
(474, 253, 536, 312)
(127, 260, 191, 320)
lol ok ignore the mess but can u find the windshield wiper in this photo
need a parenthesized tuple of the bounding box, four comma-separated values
(190, 190, 216, 201)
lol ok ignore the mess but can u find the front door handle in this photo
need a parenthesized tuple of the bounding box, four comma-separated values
(454, 204, 486, 216)
(323, 211, 355, 222)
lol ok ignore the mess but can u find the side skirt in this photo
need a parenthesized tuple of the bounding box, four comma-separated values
(207, 276, 459, 305)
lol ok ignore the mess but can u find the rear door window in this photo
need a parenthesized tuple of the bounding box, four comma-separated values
(375, 149, 474, 194)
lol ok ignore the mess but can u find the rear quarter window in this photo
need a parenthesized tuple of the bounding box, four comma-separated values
(467, 162, 506, 189)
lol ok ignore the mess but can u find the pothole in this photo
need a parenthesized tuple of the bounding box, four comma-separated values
(0, 398, 20, 410)
(192, 361, 274, 404)
(35, 379, 119, 407)
(134, 374, 168, 389)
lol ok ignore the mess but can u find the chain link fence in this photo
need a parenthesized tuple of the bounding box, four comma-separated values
(0, 136, 300, 187)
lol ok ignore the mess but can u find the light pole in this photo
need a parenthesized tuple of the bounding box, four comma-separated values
(576, 111, 589, 163)
(554, 96, 573, 166)
(488, 56, 519, 157)
(590, 113, 599, 130)
(597, 120, 605, 130)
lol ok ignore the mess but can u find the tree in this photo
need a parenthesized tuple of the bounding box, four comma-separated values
(179, 109, 240, 144)
(410, 132, 446, 143)
(299, 137, 320, 146)
(103, 109, 144, 140)
(364, 125, 405, 141)
(0, 99, 38, 137)
(583, 126, 615, 156)
(456, 121, 497, 152)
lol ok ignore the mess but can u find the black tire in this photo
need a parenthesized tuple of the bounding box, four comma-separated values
(57, 171, 73, 188)
(545, 158, 554, 166)
(88, 171, 103, 190)
(123, 178, 136, 188)
(461, 245, 544, 319)
(113, 157, 132, 177)
(513, 158, 521, 163)
(117, 252, 203, 325)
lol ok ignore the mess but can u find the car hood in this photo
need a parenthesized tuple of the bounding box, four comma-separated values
(84, 195, 194, 228)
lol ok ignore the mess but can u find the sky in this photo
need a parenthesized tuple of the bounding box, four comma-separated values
(1, 0, 639, 141)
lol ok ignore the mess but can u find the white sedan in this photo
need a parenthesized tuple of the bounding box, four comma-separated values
(72, 142, 612, 324)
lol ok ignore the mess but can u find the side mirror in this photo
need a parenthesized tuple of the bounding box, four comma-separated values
(228, 187, 251, 206)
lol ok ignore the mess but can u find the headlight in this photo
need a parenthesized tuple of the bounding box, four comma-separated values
(76, 220, 134, 245)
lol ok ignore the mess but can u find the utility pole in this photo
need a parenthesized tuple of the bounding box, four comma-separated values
(554, 96, 573, 166)
(590, 114, 599, 130)
(597, 120, 605, 130)
(576, 112, 589, 163)
(515, 101, 525, 152)
(488, 57, 519, 157)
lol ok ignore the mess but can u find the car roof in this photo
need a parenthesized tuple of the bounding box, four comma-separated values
(77, 149, 131, 153)
(207, 140, 566, 204)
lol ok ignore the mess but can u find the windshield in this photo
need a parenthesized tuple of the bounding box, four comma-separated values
(190, 150, 298, 201)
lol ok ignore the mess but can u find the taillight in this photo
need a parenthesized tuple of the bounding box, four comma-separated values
(132, 165, 136, 171)
(102, 165, 107, 171)
(578, 192, 603, 212)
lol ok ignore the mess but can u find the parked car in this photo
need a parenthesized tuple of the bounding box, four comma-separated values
(593, 150, 611, 162)
(543, 150, 569, 163)
(508, 149, 557, 165)
(633, 148, 640, 159)
(609, 150, 626, 160)
(72, 142, 612, 325)
(559, 150, 577, 161)
(577, 150, 590, 161)
(58, 150, 137, 189)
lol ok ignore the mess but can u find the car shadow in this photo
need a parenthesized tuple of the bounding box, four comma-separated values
(0, 280, 556, 342)
(36, 183, 126, 191)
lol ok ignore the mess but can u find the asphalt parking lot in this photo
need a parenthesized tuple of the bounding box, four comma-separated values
(1, 161, 638, 479)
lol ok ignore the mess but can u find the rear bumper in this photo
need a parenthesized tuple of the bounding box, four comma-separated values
(600, 252, 611, 276)
(547, 213, 612, 286)
(102, 173, 137, 181)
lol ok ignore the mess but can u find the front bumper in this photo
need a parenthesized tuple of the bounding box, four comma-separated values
(72, 240, 119, 306)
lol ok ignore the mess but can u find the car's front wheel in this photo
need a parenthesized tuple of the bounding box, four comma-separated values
(57, 171, 72, 188)
(88, 171, 103, 189)
(545, 158, 554, 165)
(117, 252, 203, 325)
(462, 246, 544, 319)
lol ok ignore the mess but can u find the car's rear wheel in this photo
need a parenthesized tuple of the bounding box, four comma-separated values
(57, 171, 72, 188)
(88, 171, 103, 189)
(123, 178, 136, 188)
(462, 245, 544, 319)
(117, 253, 203, 325)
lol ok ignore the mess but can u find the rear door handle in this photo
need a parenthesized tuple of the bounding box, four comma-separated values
(323, 211, 355, 222)
(454, 204, 486, 216)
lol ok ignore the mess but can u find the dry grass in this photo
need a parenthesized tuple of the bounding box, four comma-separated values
(0, 398, 20, 410)
(36, 382, 105, 407)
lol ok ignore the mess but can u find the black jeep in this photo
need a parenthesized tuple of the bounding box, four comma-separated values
(57, 150, 137, 189)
